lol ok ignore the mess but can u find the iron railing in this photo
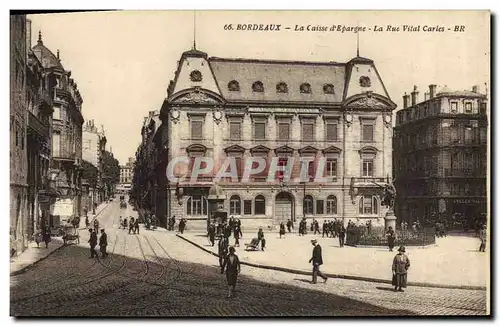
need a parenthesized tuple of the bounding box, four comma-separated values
(346, 227, 436, 247)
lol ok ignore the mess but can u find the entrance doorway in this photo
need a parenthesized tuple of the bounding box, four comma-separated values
(275, 192, 294, 223)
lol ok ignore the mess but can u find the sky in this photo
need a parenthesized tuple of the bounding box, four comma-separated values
(27, 10, 490, 165)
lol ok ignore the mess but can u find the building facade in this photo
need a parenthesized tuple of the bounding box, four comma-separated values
(26, 19, 58, 238)
(82, 119, 107, 211)
(393, 85, 488, 229)
(33, 33, 84, 228)
(10, 14, 29, 254)
(157, 48, 396, 227)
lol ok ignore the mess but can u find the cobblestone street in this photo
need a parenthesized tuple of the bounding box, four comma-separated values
(10, 201, 488, 317)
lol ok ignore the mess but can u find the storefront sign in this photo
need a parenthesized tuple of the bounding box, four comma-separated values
(453, 199, 484, 205)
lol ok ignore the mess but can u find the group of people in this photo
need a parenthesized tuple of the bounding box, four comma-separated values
(88, 228, 108, 258)
(33, 226, 52, 249)
(208, 216, 243, 247)
(119, 216, 140, 235)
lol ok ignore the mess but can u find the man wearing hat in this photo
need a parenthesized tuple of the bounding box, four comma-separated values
(392, 246, 410, 292)
(309, 239, 328, 284)
(99, 229, 108, 258)
(88, 228, 98, 258)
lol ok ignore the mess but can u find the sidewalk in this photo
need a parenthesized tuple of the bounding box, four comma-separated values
(178, 232, 488, 290)
(10, 238, 65, 276)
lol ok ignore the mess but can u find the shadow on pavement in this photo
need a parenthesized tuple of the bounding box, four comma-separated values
(10, 239, 417, 317)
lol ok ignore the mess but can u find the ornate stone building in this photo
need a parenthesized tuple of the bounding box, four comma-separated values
(10, 14, 29, 254)
(393, 85, 488, 229)
(82, 119, 107, 211)
(33, 33, 84, 228)
(26, 19, 58, 237)
(157, 48, 396, 227)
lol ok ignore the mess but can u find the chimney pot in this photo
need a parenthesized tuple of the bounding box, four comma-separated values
(472, 85, 478, 93)
(411, 86, 419, 106)
(429, 84, 437, 99)
(424, 92, 430, 101)
(403, 92, 408, 109)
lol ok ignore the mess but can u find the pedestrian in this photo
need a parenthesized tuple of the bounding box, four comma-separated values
(234, 225, 242, 247)
(218, 236, 229, 268)
(179, 218, 186, 234)
(129, 217, 135, 234)
(93, 219, 99, 235)
(43, 226, 51, 249)
(134, 219, 140, 235)
(309, 239, 328, 284)
(221, 246, 241, 298)
(286, 219, 292, 233)
(123, 217, 128, 230)
(257, 228, 266, 251)
(322, 220, 328, 238)
(88, 228, 98, 258)
(119, 216, 123, 228)
(99, 229, 108, 258)
(314, 220, 320, 235)
(392, 246, 410, 292)
(279, 222, 286, 239)
(338, 224, 346, 248)
(386, 226, 396, 252)
(208, 223, 216, 246)
(479, 224, 487, 252)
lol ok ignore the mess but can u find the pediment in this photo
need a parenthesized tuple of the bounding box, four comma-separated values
(298, 146, 319, 155)
(186, 144, 207, 153)
(170, 88, 224, 105)
(322, 146, 342, 154)
(250, 145, 271, 154)
(274, 145, 295, 154)
(224, 144, 246, 153)
(344, 93, 396, 110)
(359, 146, 379, 154)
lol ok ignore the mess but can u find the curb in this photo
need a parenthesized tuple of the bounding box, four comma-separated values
(10, 242, 67, 276)
(176, 234, 486, 291)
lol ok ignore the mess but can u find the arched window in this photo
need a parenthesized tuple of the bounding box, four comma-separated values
(303, 195, 314, 215)
(252, 81, 264, 93)
(276, 82, 288, 93)
(326, 195, 337, 215)
(230, 195, 241, 215)
(359, 195, 379, 215)
(254, 195, 266, 215)
(228, 80, 240, 91)
(186, 195, 208, 216)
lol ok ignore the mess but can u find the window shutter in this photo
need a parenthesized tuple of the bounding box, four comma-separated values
(308, 160, 315, 181)
(191, 121, 203, 139)
(230, 122, 241, 140)
(326, 123, 337, 141)
(278, 123, 290, 140)
(302, 123, 314, 141)
(363, 124, 374, 142)
(254, 122, 266, 139)
(235, 157, 242, 180)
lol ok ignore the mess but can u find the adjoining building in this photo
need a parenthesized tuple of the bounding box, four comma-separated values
(155, 47, 397, 227)
(32, 32, 84, 229)
(393, 85, 488, 229)
(118, 157, 135, 193)
(82, 119, 107, 211)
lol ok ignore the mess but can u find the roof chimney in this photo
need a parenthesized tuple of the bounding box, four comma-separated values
(472, 85, 478, 93)
(429, 84, 437, 99)
(403, 92, 409, 109)
(411, 85, 419, 106)
(424, 92, 430, 101)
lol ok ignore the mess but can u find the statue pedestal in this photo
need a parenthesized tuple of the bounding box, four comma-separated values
(384, 209, 397, 231)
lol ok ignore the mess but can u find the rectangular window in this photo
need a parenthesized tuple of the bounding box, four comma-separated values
(362, 123, 374, 142)
(52, 133, 60, 157)
(465, 126, 474, 144)
(53, 105, 61, 120)
(278, 122, 290, 141)
(308, 160, 315, 181)
(254, 197, 265, 215)
(253, 121, 266, 140)
(301, 119, 314, 141)
(244, 200, 252, 215)
(450, 102, 458, 113)
(190, 120, 203, 139)
(229, 121, 241, 140)
(316, 200, 324, 215)
(480, 103, 487, 114)
(325, 122, 337, 141)
(326, 158, 337, 178)
(465, 102, 472, 113)
(362, 159, 374, 177)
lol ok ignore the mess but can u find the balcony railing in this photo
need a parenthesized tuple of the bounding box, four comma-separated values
(27, 111, 49, 137)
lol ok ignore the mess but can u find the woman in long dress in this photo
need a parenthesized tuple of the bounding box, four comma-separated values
(221, 246, 241, 298)
(392, 246, 410, 292)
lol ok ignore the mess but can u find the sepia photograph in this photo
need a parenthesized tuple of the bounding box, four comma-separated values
(8, 9, 490, 317)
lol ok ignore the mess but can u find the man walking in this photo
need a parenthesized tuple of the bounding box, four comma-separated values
(338, 224, 346, 248)
(88, 228, 98, 258)
(479, 224, 487, 252)
(99, 229, 108, 258)
(309, 239, 328, 284)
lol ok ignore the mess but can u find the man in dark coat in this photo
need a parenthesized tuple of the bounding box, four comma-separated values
(208, 223, 216, 246)
(134, 219, 140, 235)
(88, 229, 98, 258)
(99, 229, 108, 258)
(338, 224, 346, 248)
(286, 219, 292, 233)
(309, 239, 328, 284)
(218, 236, 229, 268)
(129, 217, 135, 234)
(322, 220, 328, 238)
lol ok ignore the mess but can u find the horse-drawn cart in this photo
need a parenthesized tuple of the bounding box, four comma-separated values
(61, 225, 80, 245)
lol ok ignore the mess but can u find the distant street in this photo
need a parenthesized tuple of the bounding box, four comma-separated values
(10, 200, 487, 316)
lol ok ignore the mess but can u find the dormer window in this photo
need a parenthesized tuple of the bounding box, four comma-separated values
(252, 81, 264, 93)
(300, 83, 312, 94)
(323, 84, 335, 94)
(359, 76, 371, 87)
(190, 70, 202, 82)
(276, 82, 288, 93)
(228, 80, 240, 92)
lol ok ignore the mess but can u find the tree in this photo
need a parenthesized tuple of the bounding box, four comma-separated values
(102, 150, 120, 189)
(81, 160, 98, 188)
